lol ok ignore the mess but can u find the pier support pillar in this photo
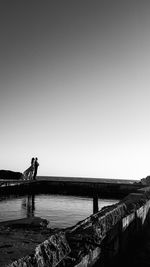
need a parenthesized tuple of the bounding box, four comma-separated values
(93, 193, 99, 214)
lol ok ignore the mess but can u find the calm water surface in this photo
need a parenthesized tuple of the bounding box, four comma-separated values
(0, 194, 118, 228)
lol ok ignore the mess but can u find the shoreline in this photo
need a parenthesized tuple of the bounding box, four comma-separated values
(0, 217, 60, 267)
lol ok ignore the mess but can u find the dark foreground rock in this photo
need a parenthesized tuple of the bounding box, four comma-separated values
(6, 231, 70, 267)
(0, 217, 53, 267)
(0, 217, 48, 229)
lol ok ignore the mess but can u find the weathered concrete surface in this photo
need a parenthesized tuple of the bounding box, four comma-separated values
(64, 203, 127, 267)
(114, 217, 150, 267)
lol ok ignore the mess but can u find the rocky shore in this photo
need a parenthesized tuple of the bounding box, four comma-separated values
(0, 170, 22, 180)
(0, 217, 55, 267)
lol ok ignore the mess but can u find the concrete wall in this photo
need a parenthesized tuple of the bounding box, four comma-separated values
(6, 186, 150, 267)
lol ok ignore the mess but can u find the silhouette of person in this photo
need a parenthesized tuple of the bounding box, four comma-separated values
(31, 157, 34, 165)
(30, 157, 35, 180)
(23, 157, 35, 180)
(33, 157, 39, 180)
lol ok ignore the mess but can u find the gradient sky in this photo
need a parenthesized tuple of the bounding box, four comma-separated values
(1, 1, 150, 179)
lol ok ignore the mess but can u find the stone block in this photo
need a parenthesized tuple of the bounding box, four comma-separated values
(7, 232, 71, 267)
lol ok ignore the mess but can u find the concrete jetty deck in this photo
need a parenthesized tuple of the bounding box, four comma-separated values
(0, 176, 141, 198)
(37, 176, 139, 184)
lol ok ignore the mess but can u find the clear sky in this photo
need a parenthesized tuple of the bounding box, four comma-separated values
(1, 0, 150, 179)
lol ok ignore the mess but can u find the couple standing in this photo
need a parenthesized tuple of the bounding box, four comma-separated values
(23, 157, 39, 180)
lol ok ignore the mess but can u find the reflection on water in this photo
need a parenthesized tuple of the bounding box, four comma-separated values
(0, 194, 118, 228)
(21, 195, 35, 218)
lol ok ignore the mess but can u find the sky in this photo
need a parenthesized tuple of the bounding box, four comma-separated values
(1, 0, 150, 180)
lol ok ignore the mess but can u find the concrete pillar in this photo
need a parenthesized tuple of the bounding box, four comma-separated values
(93, 193, 99, 214)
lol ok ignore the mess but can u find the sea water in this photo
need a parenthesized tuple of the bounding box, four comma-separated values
(0, 194, 118, 228)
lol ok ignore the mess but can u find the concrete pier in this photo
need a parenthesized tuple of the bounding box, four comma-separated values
(0, 176, 141, 198)
(6, 185, 150, 267)
(1, 177, 149, 267)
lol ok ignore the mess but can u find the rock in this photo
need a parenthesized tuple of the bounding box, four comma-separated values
(34, 231, 71, 267)
(140, 176, 150, 185)
(0, 217, 49, 229)
(0, 170, 22, 180)
(7, 231, 71, 267)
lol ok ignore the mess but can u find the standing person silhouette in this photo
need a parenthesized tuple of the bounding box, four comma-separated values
(30, 157, 35, 180)
(23, 157, 35, 180)
(31, 157, 34, 165)
(33, 157, 39, 180)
